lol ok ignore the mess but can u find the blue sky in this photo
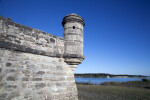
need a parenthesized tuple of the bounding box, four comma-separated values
(0, 0, 150, 75)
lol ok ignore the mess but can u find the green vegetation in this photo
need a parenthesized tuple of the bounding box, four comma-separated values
(75, 73, 147, 78)
(142, 78, 150, 82)
(101, 80, 150, 89)
(77, 81, 150, 100)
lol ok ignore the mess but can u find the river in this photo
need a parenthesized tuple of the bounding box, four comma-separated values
(75, 77, 150, 85)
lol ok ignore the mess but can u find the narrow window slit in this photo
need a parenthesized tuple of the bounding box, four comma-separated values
(73, 26, 75, 29)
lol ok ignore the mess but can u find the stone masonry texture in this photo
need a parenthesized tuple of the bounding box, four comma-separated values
(0, 14, 85, 100)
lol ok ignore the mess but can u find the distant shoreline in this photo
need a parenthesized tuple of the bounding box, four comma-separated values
(75, 73, 149, 78)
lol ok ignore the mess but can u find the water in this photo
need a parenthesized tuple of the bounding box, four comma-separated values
(75, 77, 150, 85)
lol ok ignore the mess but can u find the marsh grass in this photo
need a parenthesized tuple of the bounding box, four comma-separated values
(77, 81, 150, 100)
(101, 81, 150, 89)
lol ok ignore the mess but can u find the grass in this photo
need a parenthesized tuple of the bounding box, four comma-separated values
(101, 81, 150, 89)
(77, 81, 150, 100)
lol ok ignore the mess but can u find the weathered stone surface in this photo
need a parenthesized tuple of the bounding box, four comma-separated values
(0, 93, 8, 100)
(35, 83, 46, 89)
(32, 78, 42, 81)
(0, 49, 78, 100)
(6, 85, 17, 89)
(6, 76, 17, 81)
(0, 13, 85, 100)
(50, 38, 55, 43)
(8, 91, 20, 99)
(36, 71, 45, 75)
(6, 62, 12, 67)
(0, 16, 64, 58)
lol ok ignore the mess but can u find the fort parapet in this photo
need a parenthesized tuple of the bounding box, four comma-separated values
(0, 14, 85, 100)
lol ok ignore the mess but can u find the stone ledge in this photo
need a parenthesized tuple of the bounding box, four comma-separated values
(63, 53, 85, 59)
(0, 41, 63, 58)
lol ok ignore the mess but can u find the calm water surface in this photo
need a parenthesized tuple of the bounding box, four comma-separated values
(75, 77, 150, 85)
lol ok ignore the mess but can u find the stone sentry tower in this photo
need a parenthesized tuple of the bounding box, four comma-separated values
(0, 13, 85, 100)
(62, 14, 85, 71)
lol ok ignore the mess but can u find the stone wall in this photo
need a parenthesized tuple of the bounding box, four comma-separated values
(0, 13, 85, 100)
(0, 48, 77, 100)
(0, 16, 64, 58)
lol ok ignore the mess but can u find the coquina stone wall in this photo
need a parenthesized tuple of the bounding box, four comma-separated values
(0, 14, 85, 100)
(0, 48, 77, 100)
(0, 16, 64, 57)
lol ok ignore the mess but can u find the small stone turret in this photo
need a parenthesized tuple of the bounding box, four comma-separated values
(62, 13, 85, 71)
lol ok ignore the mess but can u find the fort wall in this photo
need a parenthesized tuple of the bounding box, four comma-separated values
(0, 14, 85, 100)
